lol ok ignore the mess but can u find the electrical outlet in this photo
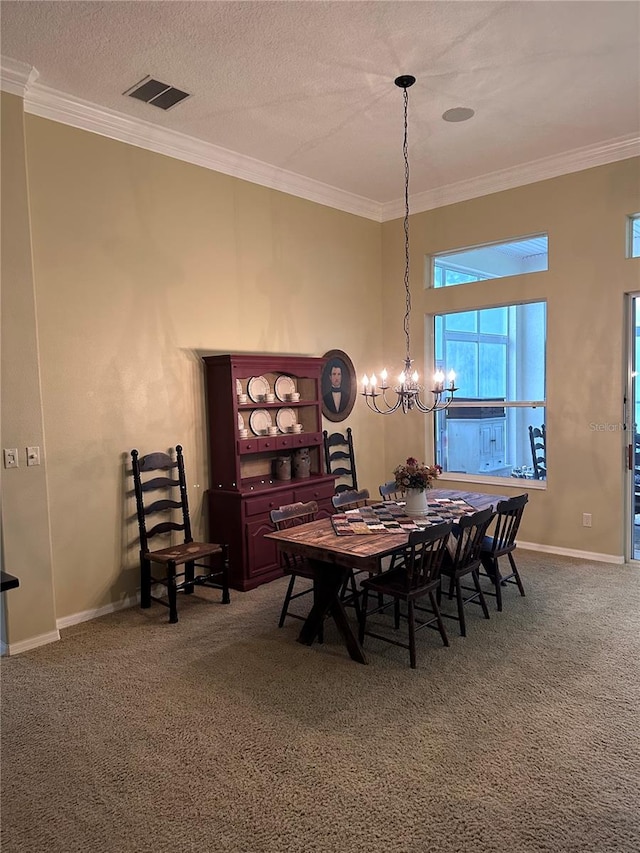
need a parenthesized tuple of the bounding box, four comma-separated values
(582, 513, 592, 528)
(3, 448, 19, 469)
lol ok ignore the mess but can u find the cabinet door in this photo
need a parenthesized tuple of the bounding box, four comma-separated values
(245, 517, 282, 579)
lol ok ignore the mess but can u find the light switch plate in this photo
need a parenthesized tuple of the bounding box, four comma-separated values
(4, 448, 19, 468)
(26, 446, 41, 466)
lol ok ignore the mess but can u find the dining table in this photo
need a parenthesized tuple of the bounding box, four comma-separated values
(265, 487, 509, 664)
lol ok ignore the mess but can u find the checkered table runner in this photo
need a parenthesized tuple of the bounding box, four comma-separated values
(331, 498, 476, 536)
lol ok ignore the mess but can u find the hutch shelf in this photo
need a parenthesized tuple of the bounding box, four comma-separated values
(203, 354, 335, 591)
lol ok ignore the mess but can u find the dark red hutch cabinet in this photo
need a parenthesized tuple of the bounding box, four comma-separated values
(203, 354, 335, 591)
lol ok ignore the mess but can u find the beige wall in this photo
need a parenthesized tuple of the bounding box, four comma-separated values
(1, 94, 58, 646)
(382, 159, 640, 557)
(2, 87, 639, 649)
(1, 95, 386, 645)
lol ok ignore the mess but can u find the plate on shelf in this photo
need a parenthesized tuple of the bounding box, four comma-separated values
(275, 375, 296, 402)
(276, 407, 297, 433)
(248, 375, 270, 402)
(237, 413, 245, 431)
(236, 378, 243, 396)
(249, 409, 272, 436)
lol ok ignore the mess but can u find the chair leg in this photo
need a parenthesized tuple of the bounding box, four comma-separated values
(455, 577, 466, 636)
(184, 559, 195, 594)
(407, 600, 417, 669)
(359, 588, 369, 644)
(140, 556, 151, 609)
(168, 561, 178, 623)
(313, 577, 324, 644)
(349, 571, 362, 623)
(394, 598, 400, 629)
(508, 553, 526, 597)
(278, 575, 297, 627)
(221, 547, 231, 604)
(429, 591, 449, 647)
(473, 570, 490, 619)
(494, 563, 504, 611)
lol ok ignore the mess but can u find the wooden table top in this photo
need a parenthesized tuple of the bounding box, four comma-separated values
(265, 487, 514, 573)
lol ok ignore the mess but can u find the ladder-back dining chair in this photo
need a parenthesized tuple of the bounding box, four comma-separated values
(323, 428, 358, 493)
(358, 522, 453, 669)
(528, 424, 546, 480)
(131, 445, 230, 623)
(439, 506, 494, 637)
(479, 493, 529, 611)
(270, 501, 323, 638)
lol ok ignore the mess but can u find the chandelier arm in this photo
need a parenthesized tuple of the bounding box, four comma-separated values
(363, 392, 403, 415)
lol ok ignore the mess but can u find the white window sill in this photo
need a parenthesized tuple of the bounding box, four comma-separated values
(439, 472, 547, 490)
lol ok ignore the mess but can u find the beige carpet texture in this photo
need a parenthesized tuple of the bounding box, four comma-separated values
(1, 550, 639, 853)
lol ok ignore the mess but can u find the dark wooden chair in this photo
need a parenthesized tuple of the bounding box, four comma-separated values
(323, 428, 358, 493)
(131, 445, 230, 623)
(479, 494, 528, 611)
(358, 522, 453, 668)
(331, 488, 372, 613)
(270, 501, 323, 638)
(331, 488, 370, 511)
(379, 480, 405, 502)
(438, 507, 494, 636)
(528, 424, 546, 480)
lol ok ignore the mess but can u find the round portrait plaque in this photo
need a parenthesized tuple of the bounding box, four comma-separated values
(321, 350, 357, 422)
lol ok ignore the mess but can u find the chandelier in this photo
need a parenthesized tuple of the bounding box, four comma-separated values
(362, 75, 457, 415)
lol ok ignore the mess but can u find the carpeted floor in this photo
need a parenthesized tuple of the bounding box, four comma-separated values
(2, 551, 639, 853)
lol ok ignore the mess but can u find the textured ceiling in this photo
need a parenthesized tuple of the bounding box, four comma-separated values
(1, 0, 639, 208)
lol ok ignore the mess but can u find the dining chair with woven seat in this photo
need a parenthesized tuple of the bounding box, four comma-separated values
(131, 445, 230, 624)
(479, 494, 529, 611)
(438, 506, 494, 637)
(358, 522, 453, 669)
(270, 501, 324, 639)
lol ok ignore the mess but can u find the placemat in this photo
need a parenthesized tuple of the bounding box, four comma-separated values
(331, 498, 476, 535)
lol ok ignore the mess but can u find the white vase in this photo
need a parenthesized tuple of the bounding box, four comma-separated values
(404, 487, 429, 517)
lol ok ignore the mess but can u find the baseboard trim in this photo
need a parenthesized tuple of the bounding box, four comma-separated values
(56, 594, 139, 630)
(518, 540, 624, 565)
(3, 630, 61, 656)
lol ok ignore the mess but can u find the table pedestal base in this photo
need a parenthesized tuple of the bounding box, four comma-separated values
(298, 561, 368, 664)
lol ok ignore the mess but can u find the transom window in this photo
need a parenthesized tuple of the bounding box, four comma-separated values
(432, 235, 548, 288)
(629, 214, 640, 259)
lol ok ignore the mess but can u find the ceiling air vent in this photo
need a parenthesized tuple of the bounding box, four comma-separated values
(123, 76, 190, 111)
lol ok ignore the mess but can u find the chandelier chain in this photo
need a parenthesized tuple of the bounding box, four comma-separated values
(402, 84, 411, 362)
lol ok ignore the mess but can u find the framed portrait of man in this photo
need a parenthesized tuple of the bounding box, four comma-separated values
(321, 349, 357, 422)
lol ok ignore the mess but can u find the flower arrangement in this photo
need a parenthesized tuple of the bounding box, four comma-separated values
(393, 457, 441, 492)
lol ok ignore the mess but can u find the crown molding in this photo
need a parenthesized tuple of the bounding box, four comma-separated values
(381, 134, 640, 221)
(21, 79, 384, 221)
(2, 56, 637, 223)
(0, 57, 39, 96)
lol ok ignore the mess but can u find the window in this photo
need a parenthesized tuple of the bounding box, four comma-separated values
(433, 301, 546, 482)
(432, 235, 548, 288)
(629, 214, 640, 259)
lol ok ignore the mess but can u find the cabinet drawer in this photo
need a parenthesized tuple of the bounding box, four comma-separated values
(237, 439, 258, 454)
(244, 492, 294, 517)
(291, 431, 322, 448)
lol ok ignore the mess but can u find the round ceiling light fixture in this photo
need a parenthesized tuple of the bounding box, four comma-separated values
(442, 107, 475, 122)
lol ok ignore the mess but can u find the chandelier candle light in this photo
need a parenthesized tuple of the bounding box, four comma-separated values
(362, 75, 458, 415)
